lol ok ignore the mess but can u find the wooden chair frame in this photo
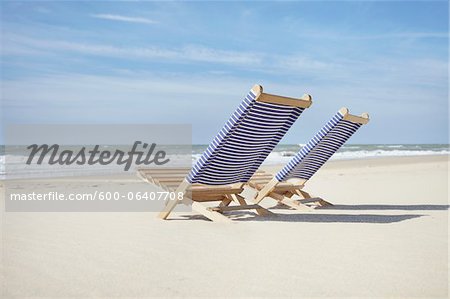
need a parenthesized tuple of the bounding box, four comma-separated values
(137, 84, 313, 222)
(251, 108, 369, 211)
(137, 168, 271, 222)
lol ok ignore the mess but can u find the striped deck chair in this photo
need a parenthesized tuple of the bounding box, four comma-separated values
(250, 107, 369, 210)
(138, 84, 312, 222)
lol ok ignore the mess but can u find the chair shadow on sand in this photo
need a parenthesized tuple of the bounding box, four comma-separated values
(177, 204, 448, 223)
(324, 204, 449, 211)
(179, 210, 425, 224)
(234, 212, 424, 223)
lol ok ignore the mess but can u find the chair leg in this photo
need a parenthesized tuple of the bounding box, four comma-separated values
(158, 198, 180, 219)
(233, 194, 274, 216)
(219, 197, 232, 207)
(284, 191, 296, 198)
(313, 198, 333, 207)
(255, 207, 275, 216)
(296, 189, 312, 199)
(295, 189, 333, 207)
(191, 202, 232, 222)
(157, 180, 189, 220)
(280, 197, 314, 211)
(253, 178, 279, 204)
(268, 191, 313, 211)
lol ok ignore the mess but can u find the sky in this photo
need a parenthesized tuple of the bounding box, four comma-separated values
(1, 1, 448, 144)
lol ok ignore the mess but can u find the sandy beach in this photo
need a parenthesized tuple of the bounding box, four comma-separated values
(2, 155, 449, 298)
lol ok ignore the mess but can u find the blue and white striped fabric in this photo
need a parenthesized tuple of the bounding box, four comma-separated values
(187, 89, 305, 185)
(275, 110, 362, 181)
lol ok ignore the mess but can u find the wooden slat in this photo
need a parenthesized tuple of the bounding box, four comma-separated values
(191, 185, 243, 193)
(273, 185, 299, 192)
(248, 181, 261, 189)
(156, 183, 184, 188)
(230, 194, 246, 205)
(228, 194, 273, 216)
(191, 195, 227, 202)
(254, 177, 279, 203)
(257, 93, 312, 108)
(250, 172, 273, 177)
(210, 204, 262, 212)
(147, 173, 187, 178)
(250, 175, 273, 180)
(191, 202, 232, 222)
(252, 172, 273, 176)
(138, 168, 190, 175)
(153, 177, 185, 183)
(249, 178, 272, 184)
(251, 181, 297, 192)
(339, 107, 370, 125)
(279, 197, 313, 211)
(192, 190, 243, 197)
(344, 113, 370, 125)
(219, 197, 232, 207)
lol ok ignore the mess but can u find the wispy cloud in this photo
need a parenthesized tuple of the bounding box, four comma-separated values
(296, 31, 449, 40)
(4, 33, 447, 87)
(91, 14, 158, 25)
(347, 32, 449, 40)
(3, 34, 263, 66)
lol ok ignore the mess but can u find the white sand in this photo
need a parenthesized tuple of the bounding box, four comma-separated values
(2, 155, 449, 298)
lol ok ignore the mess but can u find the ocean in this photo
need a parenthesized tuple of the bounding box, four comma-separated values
(1, 144, 449, 179)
